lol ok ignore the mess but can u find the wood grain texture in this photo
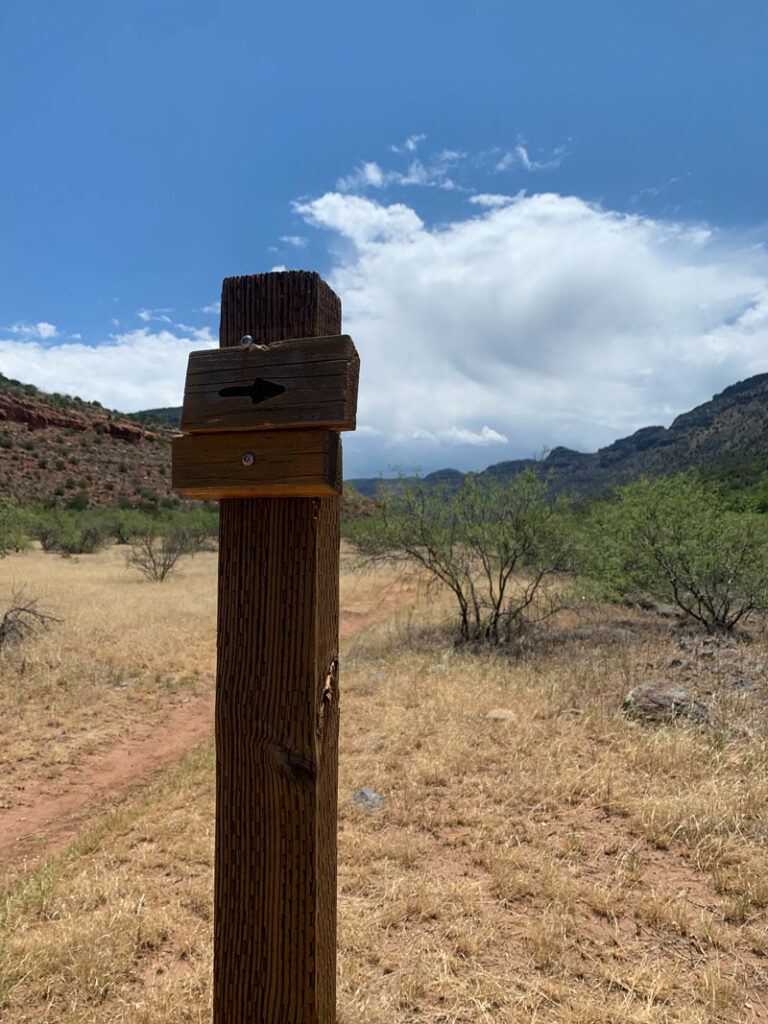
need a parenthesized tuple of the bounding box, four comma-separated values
(172, 428, 342, 499)
(180, 334, 359, 434)
(214, 271, 342, 1024)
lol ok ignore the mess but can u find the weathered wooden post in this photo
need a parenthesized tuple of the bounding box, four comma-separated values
(172, 271, 359, 1023)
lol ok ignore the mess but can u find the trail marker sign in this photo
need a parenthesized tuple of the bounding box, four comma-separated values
(172, 271, 358, 1023)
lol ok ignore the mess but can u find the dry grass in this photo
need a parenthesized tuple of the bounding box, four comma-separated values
(1, 551, 768, 1022)
(0, 543, 219, 811)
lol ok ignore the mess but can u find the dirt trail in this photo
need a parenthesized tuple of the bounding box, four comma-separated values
(1, 586, 417, 873)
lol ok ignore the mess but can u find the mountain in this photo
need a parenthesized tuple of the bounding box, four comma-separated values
(349, 373, 768, 499)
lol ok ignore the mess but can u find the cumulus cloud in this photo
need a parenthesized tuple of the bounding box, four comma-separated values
(198, 301, 221, 315)
(279, 235, 308, 248)
(0, 326, 216, 411)
(294, 190, 768, 475)
(293, 194, 423, 246)
(5, 180, 768, 480)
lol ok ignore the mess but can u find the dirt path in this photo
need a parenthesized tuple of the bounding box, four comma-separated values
(1, 585, 417, 874)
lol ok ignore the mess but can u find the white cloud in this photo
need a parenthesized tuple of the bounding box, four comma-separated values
(293, 194, 423, 247)
(495, 142, 568, 173)
(269, 264, 288, 272)
(4, 321, 59, 340)
(137, 308, 173, 323)
(391, 133, 427, 153)
(469, 193, 518, 208)
(293, 190, 768, 475)
(438, 426, 509, 446)
(336, 152, 462, 193)
(5, 181, 768, 480)
(279, 235, 308, 248)
(337, 161, 387, 191)
(199, 301, 221, 315)
(0, 327, 216, 411)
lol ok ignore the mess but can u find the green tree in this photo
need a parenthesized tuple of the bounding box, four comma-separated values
(0, 498, 31, 556)
(582, 471, 768, 633)
(348, 469, 571, 643)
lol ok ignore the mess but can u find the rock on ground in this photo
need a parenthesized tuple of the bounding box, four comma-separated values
(623, 682, 708, 723)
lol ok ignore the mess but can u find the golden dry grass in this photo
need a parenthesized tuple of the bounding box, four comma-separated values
(1, 549, 767, 1022)
(0, 543, 219, 811)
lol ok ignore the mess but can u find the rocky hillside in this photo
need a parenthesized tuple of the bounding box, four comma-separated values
(0, 375, 175, 507)
(350, 373, 768, 499)
(0, 374, 377, 517)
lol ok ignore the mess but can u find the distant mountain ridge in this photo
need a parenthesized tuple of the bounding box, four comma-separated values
(1, 370, 764, 508)
(349, 373, 768, 499)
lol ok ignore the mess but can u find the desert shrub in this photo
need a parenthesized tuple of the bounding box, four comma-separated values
(0, 590, 57, 652)
(580, 471, 768, 633)
(348, 469, 572, 643)
(0, 498, 32, 555)
(29, 508, 110, 556)
(127, 529, 192, 582)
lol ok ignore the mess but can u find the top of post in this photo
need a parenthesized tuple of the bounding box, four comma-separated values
(219, 271, 342, 349)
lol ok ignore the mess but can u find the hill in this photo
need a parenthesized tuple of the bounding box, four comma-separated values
(0, 374, 176, 507)
(0, 374, 377, 517)
(349, 372, 768, 498)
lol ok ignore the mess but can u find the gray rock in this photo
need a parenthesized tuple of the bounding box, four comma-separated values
(623, 682, 708, 723)
(349, 787, 384, 812)
(638, 599, 679, 618)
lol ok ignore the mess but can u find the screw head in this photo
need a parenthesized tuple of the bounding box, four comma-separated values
(241, 452, 255, 467)
(240, 335, 254, 346)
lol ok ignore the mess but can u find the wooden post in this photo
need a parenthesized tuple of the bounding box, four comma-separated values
(212, 271, 343, 1023)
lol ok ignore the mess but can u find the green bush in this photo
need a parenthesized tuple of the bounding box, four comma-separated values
(0, 498, 32, 556)
(348, 469, 571, 643)
(579, 471, 768, 633)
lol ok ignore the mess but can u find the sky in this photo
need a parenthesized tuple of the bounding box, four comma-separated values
(1, 0, 767, 478)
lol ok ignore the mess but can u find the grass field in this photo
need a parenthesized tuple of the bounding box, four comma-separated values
(1, 544, 767, 1022)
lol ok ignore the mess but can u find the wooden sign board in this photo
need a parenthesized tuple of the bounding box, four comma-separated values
(172, 427, 341, 499)
(180, 334, 359, 434)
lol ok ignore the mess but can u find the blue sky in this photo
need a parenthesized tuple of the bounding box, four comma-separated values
(1, 1, 767, 477)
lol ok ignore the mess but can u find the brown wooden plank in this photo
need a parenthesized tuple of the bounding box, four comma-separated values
(213, 271, 342, 1024)
(180, 334, 359, 434)
(171, 428, 341, 498)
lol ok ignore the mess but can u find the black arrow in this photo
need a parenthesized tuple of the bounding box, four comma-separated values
(218, 378, 286, 405)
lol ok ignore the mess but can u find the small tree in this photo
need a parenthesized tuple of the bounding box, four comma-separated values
(349, 469, 572, 643)
(127, 529, 192, 582)
(582, 471, 768, 633)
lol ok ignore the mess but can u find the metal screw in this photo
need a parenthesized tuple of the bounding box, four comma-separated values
(241, 452, 255, 467)
(240, 335, 254, 347)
